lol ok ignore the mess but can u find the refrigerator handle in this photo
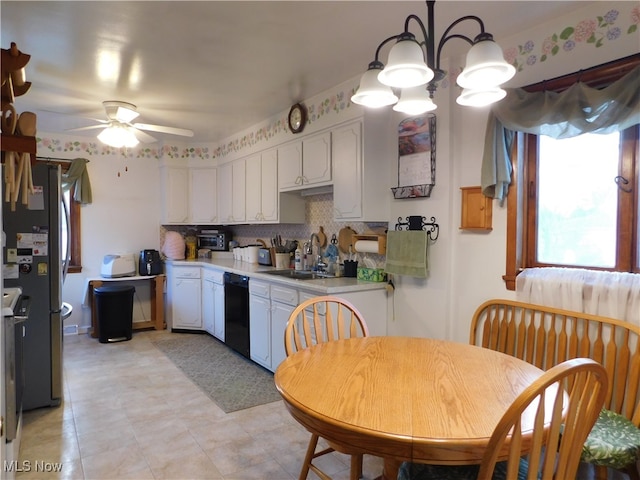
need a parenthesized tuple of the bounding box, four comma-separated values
(62, 198, 71, 283)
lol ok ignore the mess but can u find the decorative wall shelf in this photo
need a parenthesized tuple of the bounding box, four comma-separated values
(460, 186, 492, 231)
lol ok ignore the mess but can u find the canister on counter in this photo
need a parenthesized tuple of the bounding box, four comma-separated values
(185, 236, 197, 260)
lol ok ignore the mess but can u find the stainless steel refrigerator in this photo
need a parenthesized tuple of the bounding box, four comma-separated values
(3, 163, 64, 410)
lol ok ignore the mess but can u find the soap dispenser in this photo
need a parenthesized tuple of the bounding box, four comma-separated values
(294, 245, 303, 271)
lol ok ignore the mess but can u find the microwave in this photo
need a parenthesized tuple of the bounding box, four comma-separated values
(198, 230, 230, 251)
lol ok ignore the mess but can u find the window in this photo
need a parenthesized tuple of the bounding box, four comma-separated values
(504, 56, 639, 290)
(57, 163, 82, 274)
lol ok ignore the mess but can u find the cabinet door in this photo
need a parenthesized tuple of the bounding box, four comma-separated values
(190, 168, 218, 224)
(213, 282, 225, 341)
(245, 153, 262, 222)
(202, 278, 215, 335)
(278, 141, 303, 190)
(249, 294, 271, 369)
(161, 167, 189, 224)
(302, 131, 332, 186)
(271, 301, 294, 372)
(332, 121, 363, 220)
(260, 149, 278, 221)
(172, 277, 202, 329)
(217, 162, 233, 223)
(232, 159, 246, 223)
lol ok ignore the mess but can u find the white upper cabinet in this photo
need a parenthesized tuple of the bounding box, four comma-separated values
(190, 167, 218, 224)
(278, 131, 331, 191)
(231, 159, 246, 223)
(161, 166, 189, 224)
(161, 165, 218, 225)
(332, 121, 362, 220)
(246, 149, 278, 222)
(332, 114, 392, 222)
(218, 159, 246, 224)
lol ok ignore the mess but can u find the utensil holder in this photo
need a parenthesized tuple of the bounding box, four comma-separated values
(344, 260, 358, 277)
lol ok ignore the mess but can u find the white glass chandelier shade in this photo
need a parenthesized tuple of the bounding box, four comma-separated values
(456, 87, 506, 107)
(377, 37, 434, 88)
(97, 123, 140, 148)
(351, 67, 399, 108)
(392, 86, 437, 115)
(456, 39, 516, 89)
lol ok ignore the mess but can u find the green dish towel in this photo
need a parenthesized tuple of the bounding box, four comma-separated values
(384, 231, 429, 278)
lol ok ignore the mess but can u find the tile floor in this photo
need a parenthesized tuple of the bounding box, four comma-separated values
(16, 330, 384, 480)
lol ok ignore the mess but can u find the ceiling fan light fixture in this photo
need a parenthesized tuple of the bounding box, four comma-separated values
(98, 123, 140, 148)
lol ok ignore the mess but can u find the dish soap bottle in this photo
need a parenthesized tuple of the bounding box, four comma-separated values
(294, 245, 303, 270)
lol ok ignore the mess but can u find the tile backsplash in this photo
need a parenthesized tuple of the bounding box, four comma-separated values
(161, 193, 387, 263)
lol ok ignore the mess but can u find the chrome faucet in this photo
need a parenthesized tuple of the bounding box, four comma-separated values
(308, 233, 324, 271)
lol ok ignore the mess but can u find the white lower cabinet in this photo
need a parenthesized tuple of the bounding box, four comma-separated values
(167, 265, 202, 330)
(249, 280, 272, 369)
(269, 283, 299, 371)
(249, 279, 298, 372)
(202, 268, 225, 340)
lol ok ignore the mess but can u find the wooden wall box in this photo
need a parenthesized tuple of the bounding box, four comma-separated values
(460, 186, 492, 231)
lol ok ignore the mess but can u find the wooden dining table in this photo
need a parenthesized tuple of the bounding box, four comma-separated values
(274, 336, 547, 480)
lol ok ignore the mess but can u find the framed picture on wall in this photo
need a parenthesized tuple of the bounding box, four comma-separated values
(391, 114, 436, 199)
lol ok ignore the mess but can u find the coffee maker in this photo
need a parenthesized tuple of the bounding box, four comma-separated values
(139, 249, 163, 276)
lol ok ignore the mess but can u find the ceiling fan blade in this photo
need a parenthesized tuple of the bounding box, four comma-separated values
(103, 101, 139, 123)
(132, 128, 157, 144)
(133, 123, 194, 137)
(66, 124, 108, 132)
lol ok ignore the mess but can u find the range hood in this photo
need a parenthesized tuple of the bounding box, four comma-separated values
(299, 185, 333, 197)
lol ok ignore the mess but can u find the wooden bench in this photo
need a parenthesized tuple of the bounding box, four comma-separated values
(470, 299, 640, 480)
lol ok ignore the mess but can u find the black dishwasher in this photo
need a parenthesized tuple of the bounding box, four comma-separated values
(223, 272, 250, 358)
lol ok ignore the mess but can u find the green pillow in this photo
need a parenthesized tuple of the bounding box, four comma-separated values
(582, 409, 640, 469)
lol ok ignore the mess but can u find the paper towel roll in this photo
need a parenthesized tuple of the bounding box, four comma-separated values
(354, 240, 379, 253)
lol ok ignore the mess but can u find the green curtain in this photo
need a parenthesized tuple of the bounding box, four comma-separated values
(61, 157, 92, 204)
(481, 65, 640, 201)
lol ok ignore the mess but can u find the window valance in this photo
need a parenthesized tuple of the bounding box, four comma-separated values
(482, 65, 640, 200)
(61, 157, 92, 204)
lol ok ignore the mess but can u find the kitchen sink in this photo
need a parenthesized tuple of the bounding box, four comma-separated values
(264, 269, 336, 281)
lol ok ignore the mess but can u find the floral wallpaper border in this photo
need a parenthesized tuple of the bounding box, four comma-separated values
(37, 5, 638, 163)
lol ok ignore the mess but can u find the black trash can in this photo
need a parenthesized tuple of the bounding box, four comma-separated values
(94, 285, 135, 343)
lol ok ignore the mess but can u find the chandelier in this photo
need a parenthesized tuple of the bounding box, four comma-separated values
(351, 0, 515, 114)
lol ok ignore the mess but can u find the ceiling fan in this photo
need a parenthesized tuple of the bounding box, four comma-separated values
(69, 100, 194, 147)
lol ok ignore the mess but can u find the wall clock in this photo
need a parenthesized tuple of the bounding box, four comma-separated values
(288, 103, 307, 134)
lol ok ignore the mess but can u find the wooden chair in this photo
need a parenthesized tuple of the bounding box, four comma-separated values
(470, 299, 640, 480)
(285, 295, 369, 480)
(398, 357, 609, 480)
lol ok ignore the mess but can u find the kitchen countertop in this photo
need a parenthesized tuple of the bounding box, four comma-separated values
(166, 254, 388, 294)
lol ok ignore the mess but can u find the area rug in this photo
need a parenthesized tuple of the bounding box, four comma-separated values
(152, 333, 282, 413)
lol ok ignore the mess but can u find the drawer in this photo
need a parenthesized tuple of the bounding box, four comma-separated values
(173, 267, 201, 279)
(270, 284, 298, 306)
(202, 268, 224, 284)
(249, 279, 270, 298)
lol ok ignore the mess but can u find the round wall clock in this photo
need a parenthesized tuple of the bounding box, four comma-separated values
(288, 103, 307, 134)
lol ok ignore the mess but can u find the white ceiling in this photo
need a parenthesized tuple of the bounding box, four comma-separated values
(2, 1, 593, 145)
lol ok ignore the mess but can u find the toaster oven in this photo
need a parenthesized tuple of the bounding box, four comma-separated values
(198, 230, 230, 251)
